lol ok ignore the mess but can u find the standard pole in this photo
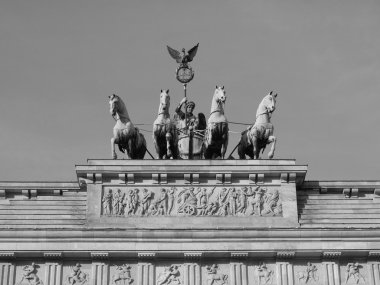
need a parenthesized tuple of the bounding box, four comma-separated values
(183, 83, 187, 135)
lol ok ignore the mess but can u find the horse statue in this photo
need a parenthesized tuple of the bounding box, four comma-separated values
(204, 86, 229, 159)
(153, 90, 178, 159)
(109, 94, 147, 159)
(238, 91, 277, 159)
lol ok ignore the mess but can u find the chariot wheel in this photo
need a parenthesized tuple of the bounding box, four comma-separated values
(183, 205, 196, 215)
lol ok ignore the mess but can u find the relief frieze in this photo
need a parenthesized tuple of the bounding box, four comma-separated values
(66, 263, 89, 285)
(101, 186, 282, 217)
(255, 262, 274, 285)
(112, 264, 134, 285)
(17, 262, 44, 285)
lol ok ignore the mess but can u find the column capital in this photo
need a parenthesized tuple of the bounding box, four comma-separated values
(276, 251, 295, 260)
(230, 252, 248, 260)
(0, 252, 15, 259)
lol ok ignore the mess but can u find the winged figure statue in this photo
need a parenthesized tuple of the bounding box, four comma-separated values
(167, 43, 199, 66)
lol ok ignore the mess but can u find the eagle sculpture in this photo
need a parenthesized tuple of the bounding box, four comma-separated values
(167, 43, 199, 66)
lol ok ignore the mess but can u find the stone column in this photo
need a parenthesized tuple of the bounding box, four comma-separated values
(0, 252, 15, 285)
(91, 252, 109, 285)
(183, 253, 203, 285)
(276, 251, 295, 285)
(322, 252, 341, 285)
(368, 251, 380, 285)
(44, 252, 63, 285)
(229, 253, 248, 285)
(137, 253, 156, 285)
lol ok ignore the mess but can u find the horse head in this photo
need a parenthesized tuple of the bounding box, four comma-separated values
(159, 89, 170, 115)
(214, 85, 226, 104)
(257, 91, 277, 118)
(109, 94, 120, 117)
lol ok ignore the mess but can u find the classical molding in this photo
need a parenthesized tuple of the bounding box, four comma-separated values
(43, 252, 63, 259)
(90, 252, 109, 260)
(322, 251, 341, 260)
(368, 251, 380, 260)
(276, 251, 295, 259)
(230, 252, 248, 259)
(138, 252, 156, 260)
(0, 252, 15, 259)
(184, 252, 203, 260)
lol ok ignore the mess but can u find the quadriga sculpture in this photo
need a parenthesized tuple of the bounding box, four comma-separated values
(153, 90, 178, 159)
(109, 94, 147, 159)
(204, 86, 229, 159)
(238, 91, 277, 159)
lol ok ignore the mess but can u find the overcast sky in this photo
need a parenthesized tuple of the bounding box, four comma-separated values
(0, 0, 379, 181)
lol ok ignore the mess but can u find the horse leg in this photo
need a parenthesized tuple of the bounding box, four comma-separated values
(152, 130, 161, 159)
(111, 137, 117, 159)
(267, 135, 276, 159)
(166, 132, 172, 159)
(221, 127, 228, 159)
(251, 136, 259, 159)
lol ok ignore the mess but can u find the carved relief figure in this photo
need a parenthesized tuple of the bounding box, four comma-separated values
(262, 189, 282, 216)
(206, 264, 228, 285)
(167, 187, 176, 215)
(67, 263, 88, 285)
(217, 188, 230, 216)
(156, 188, 169, 215)
(113, 189, 123, 216)
(157, 265, 181, 285)
(255, 262, 273, 285)
(17, 262, 43, 285)
(112, 264, 133, 285)
(102, 189, 113, 215)
(125, 189, 139, 216)
(177, 187, 200, 216)
(297, 262, 318, 284)
(345, 262, 365, 284)
(140, 188, 153, 216)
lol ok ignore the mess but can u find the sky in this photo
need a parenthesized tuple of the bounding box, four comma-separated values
(0, 0, 379, 181)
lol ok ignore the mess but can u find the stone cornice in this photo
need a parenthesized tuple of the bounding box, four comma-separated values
(0, 252, 15, 259)
(276, 251, 295, 259)
(230, 252, 248, 259)
(322, 251, 341, 260)
(43, 252, 63, 259)
(90, 252, 109, 260)
(138, 252, 156, 260)
(184, 252, 203, 260)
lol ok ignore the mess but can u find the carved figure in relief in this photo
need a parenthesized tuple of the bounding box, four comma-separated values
(17, 262, 43, 285)
(167, 187, 176, 215)
(125, 189, 139, 216)
(297, 262, 318, 284)
(255, 262, 273, 285)
(177, 187, 200, 215)
(112, 264, 133, 285)
(217, 188, 230, 216)
(156, 188, 169, 215)
(206, 264, 228, 285)
(228, 188, 237, 215)
(262, 190, 282, 216)
(196, 187, 215, 216)
(345, 262, 365, 284)
(238, 91, 277, 160)
(113, 189, 123, 215)
(236, 187, 253, 215)
(102, 189, 113, 215)
(157, 265, 181, 285)
(140, 188, 153, 216)
(67, 263, 88, 285)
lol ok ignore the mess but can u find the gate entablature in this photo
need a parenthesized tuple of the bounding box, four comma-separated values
(76, 159, 307, 229)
